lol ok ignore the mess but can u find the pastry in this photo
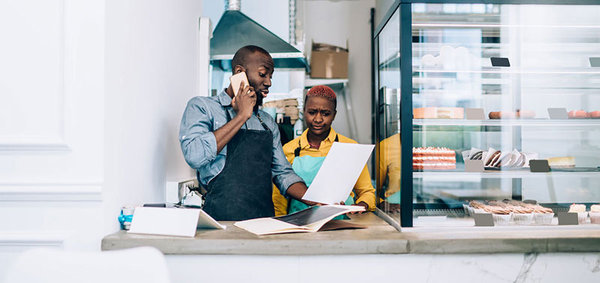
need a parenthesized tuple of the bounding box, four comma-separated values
(516, 110, 535, 119)
(413, 147, 456, 170)
(569, 203, 586, 213)
(521, 152, 539, 168)
(590, 205, 600, 224)
(472, 148, 539, 169)
(547, 156, 575, 168)
(568, 110, 588, 119)
(488, 111, 516, 119)
(488, 110, 535, 119)
(471, 151, 483, 160)
(588, 111, 600, 119)
(414, 107, 464, 119)
(469, 201, 486, 209)
(530, 205, 553, 214)
(569, 204, 588, 224)
(496, 152, 513, 167)
(485, 151, 501, 167)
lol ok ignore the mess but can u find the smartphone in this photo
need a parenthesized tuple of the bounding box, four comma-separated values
(230, 72, 249, 96)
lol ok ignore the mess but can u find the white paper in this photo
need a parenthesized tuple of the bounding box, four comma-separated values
(197, 209, 226, 230)
(128, 207, 224, 238)
(302, 142, 374, 204)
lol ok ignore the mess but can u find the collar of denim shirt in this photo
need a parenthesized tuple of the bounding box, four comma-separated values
(217, 89, 232, 106)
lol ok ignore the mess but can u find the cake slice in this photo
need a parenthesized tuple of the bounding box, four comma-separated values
(547, 156, 575, 168)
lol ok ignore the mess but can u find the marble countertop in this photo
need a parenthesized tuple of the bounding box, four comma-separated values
(101, 213, 600, 255)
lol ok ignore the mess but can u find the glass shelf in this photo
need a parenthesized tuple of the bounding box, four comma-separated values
(413, 68, 600, 75)
(414, 170, 600, 179)
(413, 119, 600, 127)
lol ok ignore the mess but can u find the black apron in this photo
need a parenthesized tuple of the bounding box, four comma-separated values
(203, 109, 274, 221)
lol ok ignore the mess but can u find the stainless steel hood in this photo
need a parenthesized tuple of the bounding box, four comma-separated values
(210, 9, 308, 71)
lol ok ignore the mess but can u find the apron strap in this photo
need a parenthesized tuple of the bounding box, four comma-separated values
(225, 107, 270, 132)
(255, 112, 271, 132)
(294, 134, 339, 157)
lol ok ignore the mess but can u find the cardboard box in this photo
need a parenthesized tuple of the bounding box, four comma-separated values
(309, 41, 348, 79)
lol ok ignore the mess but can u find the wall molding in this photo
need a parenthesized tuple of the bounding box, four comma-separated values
(0, 183, 102, 202)
(0, 232, 68, 248)
(0, 0, 69, 152)
(0, 138, 71, 152)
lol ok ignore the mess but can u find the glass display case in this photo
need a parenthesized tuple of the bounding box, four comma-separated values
(373, 1, 600, 227)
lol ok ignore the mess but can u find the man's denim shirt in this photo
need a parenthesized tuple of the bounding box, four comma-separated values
(179, 90, 304, 195)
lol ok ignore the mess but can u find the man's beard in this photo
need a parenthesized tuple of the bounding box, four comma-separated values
(250, 82, 264, 112)
(255, 93, 264, 110)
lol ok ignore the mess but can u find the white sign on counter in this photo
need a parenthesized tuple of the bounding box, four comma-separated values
(128, 207, 225, 237)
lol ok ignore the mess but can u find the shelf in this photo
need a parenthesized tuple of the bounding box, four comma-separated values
(304, 77, 348, 87)
(412, 23, 600, 29)
(413, 119, 600, 127)
(413, 68, 600, 75)
(414, 170, 600, 179)
(413, 77, 509, 86)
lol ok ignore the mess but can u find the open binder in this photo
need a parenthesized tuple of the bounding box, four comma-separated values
(234, 205, 365, 236)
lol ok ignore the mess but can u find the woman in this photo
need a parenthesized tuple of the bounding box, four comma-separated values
(273, 85, 376, 216)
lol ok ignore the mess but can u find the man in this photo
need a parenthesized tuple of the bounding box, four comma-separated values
(179, 45, 314, 221)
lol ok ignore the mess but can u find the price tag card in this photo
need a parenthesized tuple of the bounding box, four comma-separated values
(465, 159, 485, 172)
(491, 57, 510, 67)
(466, 108, 485, 120)
(473, 213, 494, 226)
(547, 108, 568, 119)
(557, 212, 579, 225)
(530, 160, 550, 172)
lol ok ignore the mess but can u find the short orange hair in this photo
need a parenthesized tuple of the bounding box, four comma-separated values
(306, 85, 337, 109)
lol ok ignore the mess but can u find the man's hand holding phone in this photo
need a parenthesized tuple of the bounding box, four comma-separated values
(230, 72, 255, 120)
(230, 72, 249, 96)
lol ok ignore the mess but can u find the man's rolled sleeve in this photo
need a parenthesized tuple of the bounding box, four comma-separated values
(179, 98, 218, 169)
(270, 120, 304, 195)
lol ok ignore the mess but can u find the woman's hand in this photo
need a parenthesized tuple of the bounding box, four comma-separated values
(301, 199, 322, 206)
(347, 201, 368, 215)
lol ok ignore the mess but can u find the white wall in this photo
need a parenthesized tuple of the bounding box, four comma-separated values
(303, 0, 376, 143)
(0, 0, 106, 276)
(1, 0, 204, 276)
(103, 0, 203, 233)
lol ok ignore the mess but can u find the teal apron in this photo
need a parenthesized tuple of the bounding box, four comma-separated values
(288, 135, 354, 220)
